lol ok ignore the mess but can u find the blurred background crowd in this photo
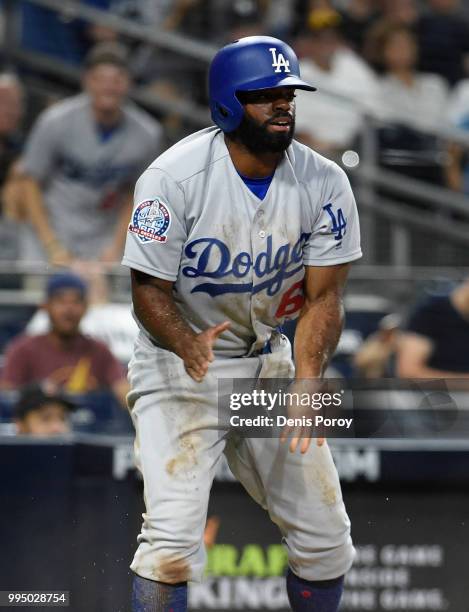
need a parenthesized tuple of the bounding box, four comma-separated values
(1, 0, 469, 436)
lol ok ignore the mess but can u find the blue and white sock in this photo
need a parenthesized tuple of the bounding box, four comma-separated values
(132, 574, 187, 612)
(286, 569, 344, 612)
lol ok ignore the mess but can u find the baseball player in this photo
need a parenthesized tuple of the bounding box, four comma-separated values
(123, 36, 362, 612)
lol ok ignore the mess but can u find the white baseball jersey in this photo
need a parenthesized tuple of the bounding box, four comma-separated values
(122, 127, 361, 357)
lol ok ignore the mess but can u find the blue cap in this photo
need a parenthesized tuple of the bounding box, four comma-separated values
(46, 272, 87, 299)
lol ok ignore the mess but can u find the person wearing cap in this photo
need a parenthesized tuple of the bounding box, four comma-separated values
(7, 41, 162, 266)
(0, 272, 129, 406)
(14, 384, 75, 436)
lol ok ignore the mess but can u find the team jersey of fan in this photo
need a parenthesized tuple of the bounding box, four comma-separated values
(20, 93, 162, 260)
(1, 333, 124, 393)
(122, 127, 362, 357)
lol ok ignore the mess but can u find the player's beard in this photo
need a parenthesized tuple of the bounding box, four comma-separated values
(229, 112, 295, 154)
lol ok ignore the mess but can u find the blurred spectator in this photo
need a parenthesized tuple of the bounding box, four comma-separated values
(416, 0, 469, 87)
(364, 0, 418, 70)
(337, 0, 379, 54)
(0, 73, 25, 264)
(397, 280, 469, 378)
(373, 24, 448, 129)
(14, 384, 75, 436)
(0, 272, 129, 406)
(86, 1, 203, 117)
(9, 42, 162, 265)
(26, 262, 139, 363)
(294, 8, 378, 158)
(0, 74, 24, 191)
(373, 24, 449, 185)
(354, 313, 402, 378)
(446, 80, 469, 194)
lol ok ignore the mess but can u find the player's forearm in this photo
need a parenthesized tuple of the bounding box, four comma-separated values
(294, 291, 344, 379)
(131, 270, 197, 357)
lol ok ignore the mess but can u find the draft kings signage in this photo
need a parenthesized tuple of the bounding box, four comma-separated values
(189, 542, 451, 611)
(188, 484, 467, 611)
(190, 543, 290, 609)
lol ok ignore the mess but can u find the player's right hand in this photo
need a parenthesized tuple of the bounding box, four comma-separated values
(280, 379, 326, 454)
(182, 321, 230, 382)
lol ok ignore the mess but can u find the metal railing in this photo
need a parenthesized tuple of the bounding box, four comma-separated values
(351, 107, 469, 266)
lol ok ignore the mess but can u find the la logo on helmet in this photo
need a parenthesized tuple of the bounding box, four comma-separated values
(269, 47, 290, 73)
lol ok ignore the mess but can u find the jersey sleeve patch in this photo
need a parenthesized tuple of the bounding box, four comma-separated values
(128, 197, 172, 243)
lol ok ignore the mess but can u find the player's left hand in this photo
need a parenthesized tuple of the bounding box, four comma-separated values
(280, 378, 325, 454)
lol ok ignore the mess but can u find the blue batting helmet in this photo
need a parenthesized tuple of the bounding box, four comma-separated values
(208, 36, 316, 133)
